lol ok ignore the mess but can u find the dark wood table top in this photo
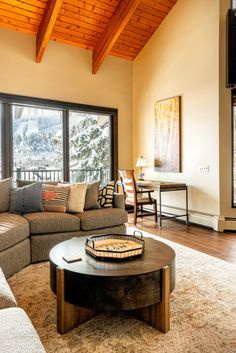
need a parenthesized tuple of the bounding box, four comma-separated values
(49, 235, 176, 278)
(137, 180, 187, 191)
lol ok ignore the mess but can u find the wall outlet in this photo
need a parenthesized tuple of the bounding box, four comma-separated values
(199, 165, 209, 172)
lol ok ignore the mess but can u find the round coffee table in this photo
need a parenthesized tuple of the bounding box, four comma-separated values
(49, 235, 175, 334)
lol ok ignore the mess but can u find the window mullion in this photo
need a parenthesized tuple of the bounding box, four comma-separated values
(63, 110, 69, 182)
(2, 103, 12, 178)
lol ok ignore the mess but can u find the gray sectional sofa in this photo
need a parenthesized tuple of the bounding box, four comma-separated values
(0, 267, 46, 353)
(0, 179, 127, 353)
(0, 178, 127, 278)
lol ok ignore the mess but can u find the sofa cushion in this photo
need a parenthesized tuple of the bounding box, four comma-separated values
(9, 182, 44, 215)
(0, 177, 12, 213)
(0, 307, 46, 353)
(0, 267, 17, 309)
(0, 213, 30, 252)
(84, 181, 101, 210)
(77, 208, 128, 231)
(24, 212, 80, 234)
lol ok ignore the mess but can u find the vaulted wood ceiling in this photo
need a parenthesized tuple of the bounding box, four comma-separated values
(0, 0, 177, 73)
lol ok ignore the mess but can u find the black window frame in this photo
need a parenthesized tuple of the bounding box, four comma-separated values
(0, 93, 118, 183)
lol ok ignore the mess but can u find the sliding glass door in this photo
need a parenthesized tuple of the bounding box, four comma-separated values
(69, 111, 112, 184)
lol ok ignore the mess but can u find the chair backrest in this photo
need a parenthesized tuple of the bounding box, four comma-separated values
(118, 169, 137, 204)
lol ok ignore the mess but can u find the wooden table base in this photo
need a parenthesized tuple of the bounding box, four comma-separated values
(56, 266, 170, 335)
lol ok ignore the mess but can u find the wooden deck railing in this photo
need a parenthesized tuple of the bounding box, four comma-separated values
(14, 167, 110, 185)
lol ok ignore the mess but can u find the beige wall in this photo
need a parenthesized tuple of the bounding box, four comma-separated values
(133, 0, 221, 224)
(0, 28, 133, 170)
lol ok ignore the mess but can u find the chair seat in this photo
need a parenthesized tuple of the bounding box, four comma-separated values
(137, 197, 156, 204)
(126, 197, 156, 205)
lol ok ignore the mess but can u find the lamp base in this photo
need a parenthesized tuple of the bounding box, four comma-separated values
(138, 172, 145, 180)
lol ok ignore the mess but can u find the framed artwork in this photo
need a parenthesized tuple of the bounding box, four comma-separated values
(154, 96, 181, 172)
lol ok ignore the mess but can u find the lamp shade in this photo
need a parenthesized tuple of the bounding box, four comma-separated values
(136, 156, 147, 167)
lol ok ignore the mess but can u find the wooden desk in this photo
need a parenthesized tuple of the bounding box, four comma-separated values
(137, 180, 189, 228)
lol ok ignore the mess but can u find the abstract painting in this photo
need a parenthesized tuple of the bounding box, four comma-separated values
(154, 96, 181, 172)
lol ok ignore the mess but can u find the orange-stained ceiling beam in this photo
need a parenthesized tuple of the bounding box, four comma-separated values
(92, 0, 141, 74)
(36, 0, 63, 63)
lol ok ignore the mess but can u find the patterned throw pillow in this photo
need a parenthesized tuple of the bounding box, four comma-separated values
(42, 184, 70, 213)
(98, 181, 115, 208)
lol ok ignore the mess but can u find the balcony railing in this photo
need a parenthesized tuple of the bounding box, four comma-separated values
(14, 167, 110, 185)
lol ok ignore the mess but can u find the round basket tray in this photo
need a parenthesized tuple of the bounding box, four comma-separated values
(85, 231, 144, 261)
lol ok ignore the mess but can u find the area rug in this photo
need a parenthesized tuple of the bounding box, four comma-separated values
(8, 228, 236, 353)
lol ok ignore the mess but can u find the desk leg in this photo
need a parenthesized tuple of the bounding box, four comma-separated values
(186, 186, 189, 225)
(159, 190, 162, 228)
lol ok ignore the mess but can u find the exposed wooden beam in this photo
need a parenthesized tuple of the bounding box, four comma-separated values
(36, 0, 63, 63)
(92, 0, 141, 74)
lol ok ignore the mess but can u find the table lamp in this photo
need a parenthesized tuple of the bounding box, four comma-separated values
(136, 156, 147, 180)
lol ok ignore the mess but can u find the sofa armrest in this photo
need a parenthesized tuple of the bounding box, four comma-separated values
(113, 193, 125, 210)
(0, 268, 17, 309)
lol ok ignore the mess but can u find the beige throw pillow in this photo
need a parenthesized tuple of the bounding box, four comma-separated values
(58, 183, 87, 213)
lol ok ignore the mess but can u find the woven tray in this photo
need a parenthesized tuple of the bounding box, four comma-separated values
(85, 231, 144, 261)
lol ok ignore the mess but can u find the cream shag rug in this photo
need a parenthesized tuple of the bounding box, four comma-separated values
(8, 228, 236, 353)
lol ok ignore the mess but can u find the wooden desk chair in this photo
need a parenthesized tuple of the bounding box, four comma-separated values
(118, 169, 157, 225)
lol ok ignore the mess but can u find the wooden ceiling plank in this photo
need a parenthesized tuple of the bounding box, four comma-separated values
(132, 13, 162, 28)
(0, 0, 44, 14)
(0, 6, 30, 21)
(55, 19, 101, 38)
(0, 19, 36, 34)
(116, 38, 144, 50)
(84, 0, 118, 10)
(138, 1, 168, 16)
(50, 33, 94, 50)
(58, 14, 104, 33)
(59, 8, 108, 28)
(143, 0, 175, 12)
(51, 29, 96, 46)
(135, 4, 166, 21)
(0, 13, 38, 31)
(21, 0, 46, 9)
(65, 0, 117, 14)
(61, 2, 112, 23)
(0, 2, 42, 20)
(63, 0, 115, 19)
(128, 18, 157, 32)
(112, 41, 140, 54)
(122, 28, 150, 41)
(125, 23, 153, 36)
(36, 0, 63, 63)
(92, 0, 141, 74)
(53, 25, 99, 43)
(134, 9, 164, 24)
(109, 50, 135, 61)
(156, 0, 176, 7)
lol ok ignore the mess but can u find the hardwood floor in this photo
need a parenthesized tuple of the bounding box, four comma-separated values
(128, 215, 236, 263)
